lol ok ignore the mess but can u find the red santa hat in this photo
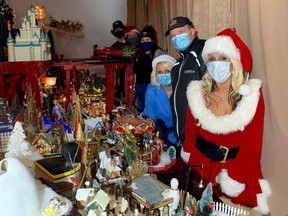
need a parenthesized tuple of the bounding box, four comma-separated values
(202, 28, 253, 95)
(202, 28, 252, 73)
(124, 26, 140, 38)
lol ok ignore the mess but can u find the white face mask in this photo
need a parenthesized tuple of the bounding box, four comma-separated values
(207, 61, 231, 83)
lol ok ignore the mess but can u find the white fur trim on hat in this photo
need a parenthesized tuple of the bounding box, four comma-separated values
(239, 83, 252, 95)
(125, 29, 140, 37)
(152, 54, 176, 69)
(202, 36, 240, 61)
(215, 169, 245, 197)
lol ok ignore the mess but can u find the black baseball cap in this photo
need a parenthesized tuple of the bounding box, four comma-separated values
(165, 16, 194, 36)
(112, 20, 125, 31)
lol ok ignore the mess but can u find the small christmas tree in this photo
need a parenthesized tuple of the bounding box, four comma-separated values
(66, 102, 73, 123)
(5, 121, 32, 158)
(25, 83, 39, 129)
(76, 122, 84, 143)
(197, 183, 214, 216)
(72, 95, 84, 137)
(123, 132, 137, 166)
(11, 94, 21, 110)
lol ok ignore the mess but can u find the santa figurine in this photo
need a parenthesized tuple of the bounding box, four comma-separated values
(181, 28, 271, 214)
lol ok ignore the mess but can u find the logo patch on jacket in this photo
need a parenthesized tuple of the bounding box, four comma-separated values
(184, 69, 195, 74)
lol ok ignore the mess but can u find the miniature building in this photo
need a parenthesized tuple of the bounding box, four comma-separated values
(87, 142, 98, 158)
(96, 151, 122, 182)
(123, 175, 173, 216)
(32, 132, 56, 155)
(105, 157, 122, 179)
(7, 7, 51, 62)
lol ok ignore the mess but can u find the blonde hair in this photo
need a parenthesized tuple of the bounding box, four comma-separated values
(202, 58, 246, 110)
(150, 61, 174, 87)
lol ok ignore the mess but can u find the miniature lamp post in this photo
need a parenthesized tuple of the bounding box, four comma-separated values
(45, 76, 57, 115)
(45, 77, 57, 91)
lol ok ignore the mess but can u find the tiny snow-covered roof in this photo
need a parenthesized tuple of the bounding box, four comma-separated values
(87, 189, 110, 210)
(32, 132, 54, 145)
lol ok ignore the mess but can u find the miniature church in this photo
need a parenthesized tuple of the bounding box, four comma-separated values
(7, 7, 52, 62)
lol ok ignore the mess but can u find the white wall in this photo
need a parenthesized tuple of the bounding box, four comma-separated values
(8, 0, 127, 58)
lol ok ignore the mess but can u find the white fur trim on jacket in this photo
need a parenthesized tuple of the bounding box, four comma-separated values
(253, 179, 271, 214)
(180, 148, 190, 164)
(254, 193, 269, 214)
(186, 79, 262, 134)
(259, 179, 272, 197)
(215, 169, 245, 197)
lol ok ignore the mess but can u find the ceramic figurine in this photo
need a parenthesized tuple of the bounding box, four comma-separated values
(167, 178, 180, 215)
(52, 99, 64, 123)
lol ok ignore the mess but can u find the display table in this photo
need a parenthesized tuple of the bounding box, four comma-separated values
(0, 58, 134, 113)
(51, 58, 134, 113)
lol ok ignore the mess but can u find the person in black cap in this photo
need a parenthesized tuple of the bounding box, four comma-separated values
(110, 20, 127, 104)
(111, 20, 127, 49)
(165, 16, 206, 145)
(133, 25, 165, 113)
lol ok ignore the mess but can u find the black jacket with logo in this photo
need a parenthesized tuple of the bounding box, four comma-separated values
(170, 37, 206, 142)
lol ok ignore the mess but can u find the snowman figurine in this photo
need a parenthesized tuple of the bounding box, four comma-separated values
(167, 178, 180, 215)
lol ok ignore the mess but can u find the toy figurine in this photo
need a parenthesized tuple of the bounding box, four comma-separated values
(167, 178, 180, 215)
(52, 99, 64, 123)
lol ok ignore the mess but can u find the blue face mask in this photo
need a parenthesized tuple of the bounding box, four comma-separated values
(140, 41, 153, 51)
(207, 61, 231, 83)
(172, 33, 191, 51)
(157, 74, 172, 86)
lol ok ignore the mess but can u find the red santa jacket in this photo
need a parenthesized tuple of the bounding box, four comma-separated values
(183, 79, 271, 214)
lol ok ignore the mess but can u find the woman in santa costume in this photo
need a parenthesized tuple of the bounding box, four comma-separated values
(181, 28, 271, 214)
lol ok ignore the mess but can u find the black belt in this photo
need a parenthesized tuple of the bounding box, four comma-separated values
(195, 135, 240, 163)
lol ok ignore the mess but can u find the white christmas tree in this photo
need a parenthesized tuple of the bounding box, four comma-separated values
(5, 121, 32, 158)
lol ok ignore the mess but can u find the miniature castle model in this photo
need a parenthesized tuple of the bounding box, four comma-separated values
(7, 7, 51, 62)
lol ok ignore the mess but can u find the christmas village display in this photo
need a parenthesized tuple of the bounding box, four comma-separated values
(0, 63, 250, 216)
(0, 2, 250, 215)
(0, 90, 250, 216)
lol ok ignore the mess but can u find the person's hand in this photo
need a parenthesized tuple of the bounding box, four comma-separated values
(180, 148, 190, 164)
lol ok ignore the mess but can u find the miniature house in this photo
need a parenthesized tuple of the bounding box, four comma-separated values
(105, 157, 122, 179)
(87, 142, 98, 159)
(32, 132, 56, 155)
(96, 151, 122, 182)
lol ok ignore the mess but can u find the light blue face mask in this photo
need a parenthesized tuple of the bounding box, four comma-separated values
(172, 33, 192, 51)
(157, 74, 172, 86)
(207, 61, 231, 83)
